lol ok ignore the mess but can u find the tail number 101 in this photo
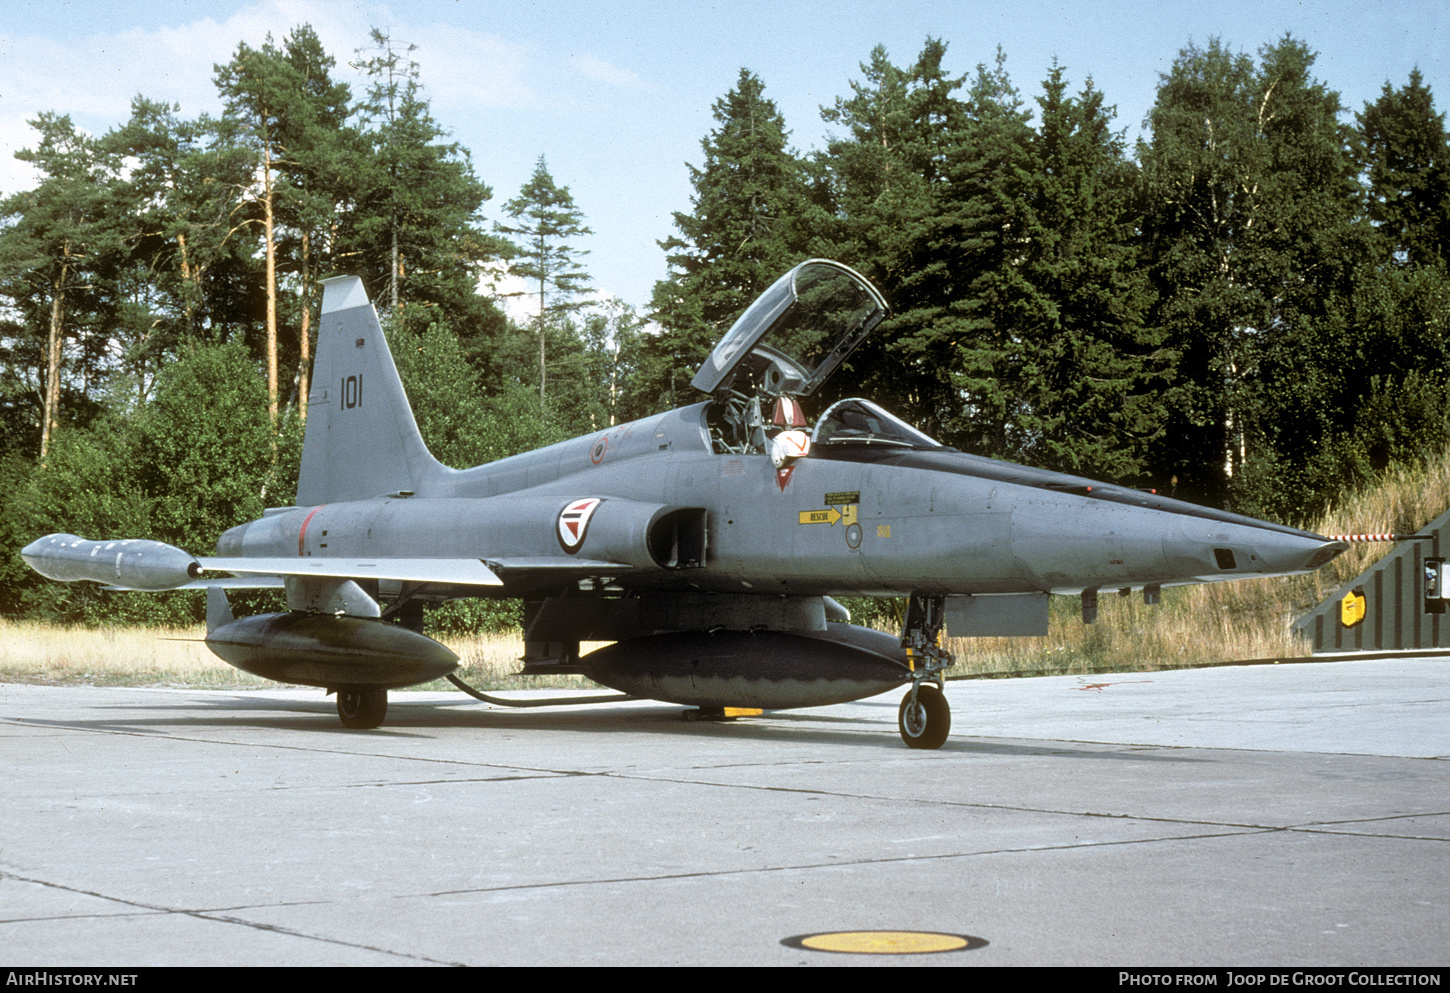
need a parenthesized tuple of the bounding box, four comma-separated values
(341, 374, 362, 410)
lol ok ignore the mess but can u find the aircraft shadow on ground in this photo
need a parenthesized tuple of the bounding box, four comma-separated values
(8, 692, 1208, 761)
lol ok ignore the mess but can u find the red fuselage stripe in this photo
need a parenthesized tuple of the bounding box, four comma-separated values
(298, 505, 327, 555)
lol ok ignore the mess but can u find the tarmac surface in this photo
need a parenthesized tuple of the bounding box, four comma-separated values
(1, 657, 1447, 967)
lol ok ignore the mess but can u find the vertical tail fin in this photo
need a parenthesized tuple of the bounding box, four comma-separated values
(296, 276, 446, 506)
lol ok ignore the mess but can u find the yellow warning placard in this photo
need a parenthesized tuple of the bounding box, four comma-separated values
(1341, 589, 1366, 628)
(798, 505, 858, 526)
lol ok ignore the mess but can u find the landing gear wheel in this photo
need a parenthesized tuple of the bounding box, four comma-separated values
(898, 684, 950, 749)
(337, 688, 387, 729)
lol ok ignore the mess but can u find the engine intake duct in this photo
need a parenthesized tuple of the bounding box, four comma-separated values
(648, 507, 706, 569)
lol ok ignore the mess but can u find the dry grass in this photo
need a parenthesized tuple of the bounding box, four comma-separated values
(0, 620, 259, 688)
(6, 454, 1447, 689)
(946, 453, 1450, 678)
(0, 621, 606, 690)
(428, 633, 610, 691)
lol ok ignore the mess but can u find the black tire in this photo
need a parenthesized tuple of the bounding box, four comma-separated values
(337, 688, 387, 729)
(898, 684, 950, 749)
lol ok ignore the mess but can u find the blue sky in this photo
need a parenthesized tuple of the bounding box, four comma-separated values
(1, 0, 1445, 314)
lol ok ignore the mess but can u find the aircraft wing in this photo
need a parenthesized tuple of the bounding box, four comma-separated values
(199, 557, 505, 587)
(483, 557, 634, 586)
(22, 533, 632, 592)
(199, 556, 637, 589)
(106, 575, 287, 591)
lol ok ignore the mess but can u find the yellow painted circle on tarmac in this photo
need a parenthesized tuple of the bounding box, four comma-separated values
(798, 931, 971, 954)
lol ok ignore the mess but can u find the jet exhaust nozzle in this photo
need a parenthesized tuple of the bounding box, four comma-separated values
(204, 611, 459, 689)
(21, 533, 203, 591)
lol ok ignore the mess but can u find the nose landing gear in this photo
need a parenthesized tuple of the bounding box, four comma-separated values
(899, 683, 950, 749)
(897, 594, 953, 749)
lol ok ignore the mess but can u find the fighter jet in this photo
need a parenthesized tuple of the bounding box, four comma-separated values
(22, 260, 1347, 747)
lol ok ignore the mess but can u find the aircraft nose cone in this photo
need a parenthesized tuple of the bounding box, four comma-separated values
(1304, 539, 1350, 570)
(1251, 533, 1348, 575)
(1164, 518, 1348, 581)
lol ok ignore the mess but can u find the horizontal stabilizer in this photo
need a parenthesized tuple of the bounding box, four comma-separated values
(199, 557, 503, 586)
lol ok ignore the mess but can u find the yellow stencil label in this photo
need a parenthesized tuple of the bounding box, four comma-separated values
(1341, 589, 1366, 628)
(798, 505, 858, 526)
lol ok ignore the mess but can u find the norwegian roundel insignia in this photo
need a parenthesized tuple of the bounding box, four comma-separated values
(557, 498, 603, 553)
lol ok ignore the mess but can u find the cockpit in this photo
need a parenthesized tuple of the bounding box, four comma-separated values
(811, 398, 941, 449)
(694, 259, 944, 460)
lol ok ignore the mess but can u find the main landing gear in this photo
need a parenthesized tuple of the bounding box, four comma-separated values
(897, 594, 953, 749)
(337, 687, 388, 729)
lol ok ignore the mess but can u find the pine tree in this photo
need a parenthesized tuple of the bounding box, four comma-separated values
(1015, 64, 1165, 480)
(819, 44, 918, 276)
(348, 29, 508, 365)
(214, 34, 294, 426)
(107, 97, 248, 349)
(879, 49, 1037, 450)
(273, 26, 352, 421)
(214, 25, 355, 426)
(497, 156, 592, 401)
(1355, 69, 1450, 267)
(0, 113, 124, 460)
(644, 69, 814, 411)
(1138, 36, 1359, 510)
(814, 41, 970, 422)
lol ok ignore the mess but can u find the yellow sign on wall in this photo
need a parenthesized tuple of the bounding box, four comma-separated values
(1341, 589, 1367, 628)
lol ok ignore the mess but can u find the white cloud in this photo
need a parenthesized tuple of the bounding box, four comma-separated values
(0, 1, 546, 195)
(570, 53, 650, 91)
(399, 24, 538, 110)
(479, 259, 631, 326)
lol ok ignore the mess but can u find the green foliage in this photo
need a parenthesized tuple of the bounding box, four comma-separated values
(499, 157, 593, 322)
(1013, 66, 1166, 481)
(643, 69, 817, 413)
(497, 155, 594, 402)
(813, 40, 970, 425)
(831, 596, 902, 632)
(350, 29, 504, 322)
(1, 424, 154, 622)
(133, 340, 300, 547)
(9, 21, 1450, 632)
(807, 48, 1167, 482)
(0, 340, 297, 620)
(1138, 37, 1362, 510)
(423, 599, 521, 637)
(387, 313, 565, 467)
(0, 341, 291, 624)
(1355, 69, 1450, 267)
(0, 112, 128, 457)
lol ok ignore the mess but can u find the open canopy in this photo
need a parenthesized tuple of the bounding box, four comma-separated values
(690, 259, 888, 398)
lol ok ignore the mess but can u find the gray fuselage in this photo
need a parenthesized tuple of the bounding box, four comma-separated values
(219, 399, 1338, 602)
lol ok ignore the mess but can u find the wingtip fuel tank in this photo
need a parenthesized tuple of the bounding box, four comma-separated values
(21, 534, 203, 591)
